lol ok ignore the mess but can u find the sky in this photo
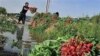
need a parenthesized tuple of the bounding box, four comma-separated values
(0, 0, 100, 17)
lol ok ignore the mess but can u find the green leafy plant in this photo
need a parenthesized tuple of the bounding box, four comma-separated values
(0, 16, 17, 33)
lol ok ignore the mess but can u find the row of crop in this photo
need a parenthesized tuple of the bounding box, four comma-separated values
(0, 16, 17, 33)
(29, 19, 100, 42)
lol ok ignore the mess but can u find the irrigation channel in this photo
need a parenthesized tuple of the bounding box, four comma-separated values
(0, 22, 37, 56)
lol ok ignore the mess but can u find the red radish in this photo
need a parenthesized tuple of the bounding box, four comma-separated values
(70, 46, 75, 51)
(60, 37, 93, 56)
(87, 43, 93, 48)
(61, 47, 67, 52)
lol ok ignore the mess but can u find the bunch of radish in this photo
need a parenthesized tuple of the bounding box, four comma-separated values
(60, 37, 93, 56)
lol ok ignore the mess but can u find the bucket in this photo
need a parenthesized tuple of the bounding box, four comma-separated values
(30, 7, 37, 13)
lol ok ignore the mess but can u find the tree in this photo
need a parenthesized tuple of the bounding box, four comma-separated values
(0, 7, 7, 14)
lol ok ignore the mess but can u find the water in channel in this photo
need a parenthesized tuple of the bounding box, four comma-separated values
(0, 24, 36, 56)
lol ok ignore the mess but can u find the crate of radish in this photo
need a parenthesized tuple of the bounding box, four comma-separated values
(60, 36, 93, 56)
(29, 7, 37, 13)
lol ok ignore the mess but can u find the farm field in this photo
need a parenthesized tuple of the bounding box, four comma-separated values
(0, 0, 100, 56)
(0, 12, 100, 56)
(28, 13, 100, 56)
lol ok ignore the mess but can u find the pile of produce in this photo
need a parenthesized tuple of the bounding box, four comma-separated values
(60, 37, 93, 56)
(29, 35, 96, 56)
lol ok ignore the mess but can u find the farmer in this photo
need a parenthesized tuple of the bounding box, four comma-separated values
(18, 2, 29, 24)
(55, 12, 59, 17)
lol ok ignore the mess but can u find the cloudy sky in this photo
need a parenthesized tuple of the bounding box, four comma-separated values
(0, 0, 100, 17)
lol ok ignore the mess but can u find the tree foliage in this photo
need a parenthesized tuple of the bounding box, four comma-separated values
(0, 7, 7, 14)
